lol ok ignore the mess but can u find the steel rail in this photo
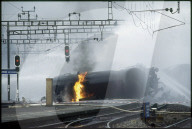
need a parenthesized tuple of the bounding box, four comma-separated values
(106, 113, 140, 128)
(164, 117, 191, 128)
(65, 106, 141, 128)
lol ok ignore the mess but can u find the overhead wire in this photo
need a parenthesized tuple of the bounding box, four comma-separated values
(112, 3, 125, 11)
(7, 2, 22, 11)
(143, 2, 154, 36)
(114, 1, 185, 35)
(155, 11, 185, 24)
(112, 2, 141, 27)
(3, 3, 21, 20)
(145, 1, 156, 32)
(113, 1, 153, 36)
(153, 11, 185, 33)
(144, 1, 185, 34)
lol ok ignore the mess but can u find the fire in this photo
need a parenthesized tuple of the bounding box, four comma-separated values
(73, 72, 87, 102)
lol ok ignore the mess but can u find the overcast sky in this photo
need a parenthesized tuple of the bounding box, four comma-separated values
(1, 1, 190, 101)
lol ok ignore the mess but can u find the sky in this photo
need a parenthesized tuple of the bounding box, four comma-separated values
(1, 1, 191, 101)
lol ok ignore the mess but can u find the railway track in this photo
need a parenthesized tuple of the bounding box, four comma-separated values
(77, 113, 140, 128)
(106, 113, 140, 128)
(65, 107, 141, 128)
(1, 102, 141, 128)
(3, 102, 190, 128)
(34, 103, 169, 128)
(33, 106, 141, 128)
(164, 117, 191, 128)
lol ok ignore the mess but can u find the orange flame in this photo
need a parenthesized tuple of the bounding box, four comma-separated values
(73, 72, 87, 102)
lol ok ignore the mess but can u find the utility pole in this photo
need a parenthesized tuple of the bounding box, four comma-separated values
(15, 56, 20, 102)
(7, 22, 10, 101)
(99, 25, 104, 41)
(64, 32, 70, 62)
(108, 1, 113, 20)
(16, 72, 19, 101)
(177, 1, 180, 13)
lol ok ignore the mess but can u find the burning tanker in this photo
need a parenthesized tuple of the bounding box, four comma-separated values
(53, 67, 146, 102)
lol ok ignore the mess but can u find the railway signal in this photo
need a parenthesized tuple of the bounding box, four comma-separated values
(65, 46, 70, 62)
(15, 55, 20, 67)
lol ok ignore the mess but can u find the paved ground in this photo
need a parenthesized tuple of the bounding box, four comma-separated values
(1, 99, 141, 123)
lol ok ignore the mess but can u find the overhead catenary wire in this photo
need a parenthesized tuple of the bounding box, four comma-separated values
(7, 2, 22, 11)
(112, 3, 125, 11)
(113, 1, 185, 35)
(152, 11, 185, 33)
(153, 22, 185, 33)
(144, 1, 185, 33)
(155, 11, 185, 24)
(130, 9, 166, 13)
(113, 2, 153, 36)
(4, 3, 23, 20)
(3, 1, 186, 55)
